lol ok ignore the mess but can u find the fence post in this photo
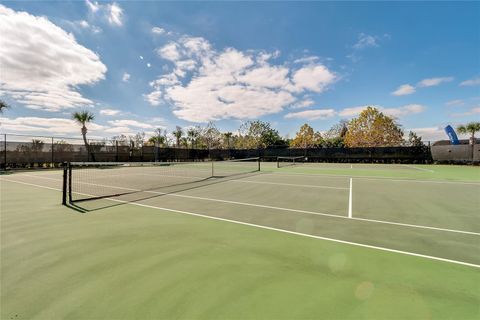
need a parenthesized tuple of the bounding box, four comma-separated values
(115, 140, 119, 162)
(51, 137, 54, 166)
(3, 134, 6, 170)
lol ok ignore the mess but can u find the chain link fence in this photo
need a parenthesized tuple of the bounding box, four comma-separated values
(6, 133, 475, 170)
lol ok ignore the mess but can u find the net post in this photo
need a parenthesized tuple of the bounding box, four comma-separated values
(211, 160, 214, 177)
(68, 163, 72, 203)
(62, 162, 67, 205)
(277, 157, 280, 169)
(258, 157, 261, 171)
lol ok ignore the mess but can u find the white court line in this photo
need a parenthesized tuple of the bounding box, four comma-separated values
(266, 171, 480, 185)
(2, 178, 479, 269)
(229, 179, 348, 190)
(14, 174, 480, 236)
(402, 164, 435, 173)
(348, 178, 353, 218)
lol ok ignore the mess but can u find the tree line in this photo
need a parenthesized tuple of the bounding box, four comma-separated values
(70, 107, 437, 151)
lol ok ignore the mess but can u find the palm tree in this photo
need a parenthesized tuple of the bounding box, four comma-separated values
(223, 132, 233, 149)
(148, 135, 166, 146)
(0, 100, 10, 113)
(457, 122, 480, 145)
(187, 128, 199, 149)
(72, 110, 95, 161)
(173, 126, 183, 148)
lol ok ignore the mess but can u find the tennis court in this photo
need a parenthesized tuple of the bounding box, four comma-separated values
(1, 161, 479, 319)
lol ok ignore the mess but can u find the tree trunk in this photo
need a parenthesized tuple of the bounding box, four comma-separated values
(81, 125, 95, 161)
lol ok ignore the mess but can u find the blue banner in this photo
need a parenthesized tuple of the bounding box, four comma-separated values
(444, 125, 460, 145)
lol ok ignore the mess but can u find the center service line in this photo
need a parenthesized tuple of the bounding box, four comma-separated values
(348, 178, 353, 218)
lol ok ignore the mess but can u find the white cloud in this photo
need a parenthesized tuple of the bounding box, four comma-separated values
(417, 77, 453, 87)
(451, 106, 480, 117)
(0, 5, 107, 112)
(284, 109, 336, 120)
(108, 119, 154, 129)
(291, 99, 315, 109)
(460, 78, 480, 86)
(122, 72, 130, 82)
(406, 127, 446, 141)
(85, 0, 123, 27)
(338, 106, 372, 117)
(0, 116, 105, 135)
(338, 104, 425, 118)
(392, 84, 416, 96)
(100, 109, 121, 116)
(145, 90, 163, 106)
(353, 33, 379, 49)
(106, 3, 123, 26)
(147, 63, 151, 68)
(139, 55, 144, 60)
(151, 27, 165, 35)
(148, 35, 337, 122)
(445, 99, 464, 107)
(158, 42, 182, 61)
(79, 20, 89, 28)
(292, 65, 336, 93)
(0, 116, 166, 138)
(382, 104, 426, 117)
(85, 0, 99, 13)
(293, 56, 319, 64)
(66, 20, 102, 34)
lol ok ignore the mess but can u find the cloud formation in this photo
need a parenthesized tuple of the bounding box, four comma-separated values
(152, 27, 166, 35)
(100, 109, 121, 116)
(0, 116, 164, 138)
(284, 104, 425, 120)
(460, 78, 480, 86)
(392, 76, 453, 96)
(284, 109, 336, 120)
(85, 0, 123, 26)
(445, 99, 464, 107)
(352, 33, 379, 50)
(338, 104, 425, 118)
(0, 5, 107, 112)
(392, 84, 416, 96)
(146, 34, 337, 122)
(451, 106, 480, 117)
(122, 72, 130, 82)
(417, 77, 453, 87)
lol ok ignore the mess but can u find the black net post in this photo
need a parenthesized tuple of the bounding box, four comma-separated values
(68, 163, 72, 203)
(62, 162, 67, 205)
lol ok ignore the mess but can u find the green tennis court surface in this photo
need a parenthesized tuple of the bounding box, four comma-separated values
(1, 162, 479, 319)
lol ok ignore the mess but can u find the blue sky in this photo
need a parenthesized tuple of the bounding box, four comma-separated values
(0, 1, 479, 141)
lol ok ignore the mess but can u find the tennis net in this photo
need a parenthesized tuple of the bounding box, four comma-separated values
(63, 158, 260, 204)
(277, 156, 305, 168)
